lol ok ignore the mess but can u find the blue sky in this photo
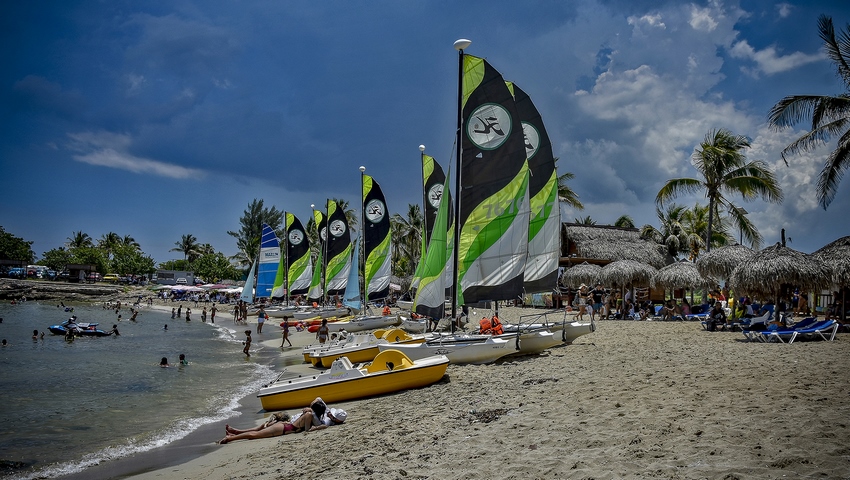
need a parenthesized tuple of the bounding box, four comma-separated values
(2, 0, 848, 264)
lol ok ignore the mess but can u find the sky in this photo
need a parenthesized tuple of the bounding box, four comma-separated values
(2, 0, 849, 265)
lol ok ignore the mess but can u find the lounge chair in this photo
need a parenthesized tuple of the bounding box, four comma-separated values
(761, 319, 839, 344)
(739, 312, 774, 341)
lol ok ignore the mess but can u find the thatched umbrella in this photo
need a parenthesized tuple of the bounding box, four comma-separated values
(652, 260, 713, 290)
(598, 259, 657, 288)
(812, 236, 850, 321)
(560, 262, 601, 288)
(696, 244, 755, 280)
(729, 243, 832, 317)
(812, 236, 850, 287)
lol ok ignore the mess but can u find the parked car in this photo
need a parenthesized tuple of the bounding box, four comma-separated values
(103, 273, 121, 283)
(7, 268, 25, 278)
(87, 272, 103, 282)
(176, 277, 187, 285)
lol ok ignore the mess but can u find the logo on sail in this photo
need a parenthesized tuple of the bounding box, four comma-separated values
(330, 220, 346, 237)
(522, 121, 540, 159)
(467, 103, 512, 151)
(427, 184, 443, 209)
(365, 199, 385, 224)
(288, 229, 304, 246)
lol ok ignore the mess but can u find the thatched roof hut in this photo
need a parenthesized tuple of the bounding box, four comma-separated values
(561, 224, 667, 268)
(812, 236, 850, 287)
(729, 243, 832, 299)
(653, 260, 713, 290)
(560, 261, 600, 288)
(598, 259, 657, 288)
(695, 244, 755, 280)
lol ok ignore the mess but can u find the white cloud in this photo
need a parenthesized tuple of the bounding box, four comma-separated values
(776, 3, 792, 18)
(729, 39, 825, 76)
(67, 131, 203, 179)
(689, 4, 719, 32)
(126, 73, 146, 95)
(628, 13, 666, 30)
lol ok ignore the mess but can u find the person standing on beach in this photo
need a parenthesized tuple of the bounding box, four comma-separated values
(281, 318, 292, 347)
(177, 305, 182, 317)
(185, 307, 192, 321)
(316, 319, 329, 344)
(171, 307, 176, 319)
(243, 330, 252, 356)
(257, 306, 266, 333)
(211, 304, 217, 323)
(202, 306, 207, 322)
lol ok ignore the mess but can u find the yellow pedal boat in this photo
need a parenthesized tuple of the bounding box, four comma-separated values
(258, 349, 449, 411)
(309, 328, 427, 368)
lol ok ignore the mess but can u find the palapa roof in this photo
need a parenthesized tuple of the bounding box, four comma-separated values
(812, 236, 850, 287)
(562, 223, 667, 268)
(598, 259, 657, 287)
(653, 261, 713, 290)
(560, 261, 601, 288)
(729, 243, 832, 298)
(695, 244, 755, 280)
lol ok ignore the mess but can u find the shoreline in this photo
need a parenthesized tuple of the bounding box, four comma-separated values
(117, 307, 850, 480)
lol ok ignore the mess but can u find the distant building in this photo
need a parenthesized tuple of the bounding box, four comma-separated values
(155, 270, 195, 285)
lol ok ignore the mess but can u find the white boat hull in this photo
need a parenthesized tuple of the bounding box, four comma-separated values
(498, 330, 563, 355)
(293, 307, 350, 320)
(326, 315, 400, 333)
(379, 335, 512, 365)
(264, 306, 299, 318)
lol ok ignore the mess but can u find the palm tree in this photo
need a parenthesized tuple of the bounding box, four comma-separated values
(681, 203, 731, 260)
(171, 234, 200, 262)
(656, 128, 782, 252)
(98, 232, 121, 260)
(120, 235, 140, 251)
(227, 199, 283, 266)
(390, 204, 423, 277)
(573, 215, 596, 225)
(613, 215, 635, 229)
(768, 15, 850, 209)
(640, 204, 691, 259)
(557, 171, 584, 210)
(66, 231, 93, 249)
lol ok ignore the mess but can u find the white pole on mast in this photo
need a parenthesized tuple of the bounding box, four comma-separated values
(451, 38, 471, 332)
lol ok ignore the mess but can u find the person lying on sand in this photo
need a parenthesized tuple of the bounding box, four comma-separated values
(218, 398, 347, 444)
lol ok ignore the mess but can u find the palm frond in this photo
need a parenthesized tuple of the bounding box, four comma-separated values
(817, 128, 850, 209)
(656, 178, 703, 205)
(818, 15, 850, 87)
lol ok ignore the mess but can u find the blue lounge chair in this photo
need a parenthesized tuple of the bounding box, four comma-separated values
(736, 312, 773, 339)
(761, 319, 839, 344)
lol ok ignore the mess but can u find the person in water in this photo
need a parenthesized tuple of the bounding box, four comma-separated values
(111, 325, 120, 336)
(159, 357, 170, 367)
(243, 330, 252, 356)
(179, 353, 189, 365)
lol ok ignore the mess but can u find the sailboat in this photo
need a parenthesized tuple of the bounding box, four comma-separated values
(255, 223, 281, 299)
(316, 172, 401, 333)
(266, 213, 313, 318)
(294, 201, 352, 320)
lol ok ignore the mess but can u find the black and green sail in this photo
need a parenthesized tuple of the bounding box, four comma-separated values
(307, 208, 325, 302)
(508, 81, 560, 294)
(285, 212, 312, 296)
(414, 169, 451, 320)
(324, 200, 352, 295)
(457, 55, 530, 305)
(362, 174, 392, 300)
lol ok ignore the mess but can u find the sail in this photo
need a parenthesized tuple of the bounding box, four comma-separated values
(285, 213, 312, 295)
(414, 169, 451, 320)
(307, 209, 325, 302)
(324, 200, 352, 295)
(255, 223, 281, 298)
(240, 261, 256, 304)
(412, 155, 454, 297)
(271, 251, 286, 299)
(362, 174, 392, 300)
(457, 55, 530, 305)
(343, 237, 362, 311)
(509, 82, 560, 293)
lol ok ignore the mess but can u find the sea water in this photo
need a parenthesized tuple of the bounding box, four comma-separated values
(0, 301, 276, 479)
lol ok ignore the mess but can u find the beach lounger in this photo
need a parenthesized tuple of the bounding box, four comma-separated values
(735, 312, 772, 338)
(761, 319, 839, 344)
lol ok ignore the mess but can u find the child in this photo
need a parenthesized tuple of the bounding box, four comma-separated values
(179, 353, 189, 365)
(243, 330, 252, 357)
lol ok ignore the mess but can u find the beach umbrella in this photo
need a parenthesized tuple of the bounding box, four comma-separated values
(560, 262, 601, 288)
(695, 244, 755, 280)
(812, 236, 850, 287)
(652, 260, 713, 290)
(597, 259, 657, 288)
(729, 243, 832, 310)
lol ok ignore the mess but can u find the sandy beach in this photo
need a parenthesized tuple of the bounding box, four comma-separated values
(113, 304, 850, 480)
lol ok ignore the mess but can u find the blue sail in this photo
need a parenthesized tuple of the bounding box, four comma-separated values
(343, 237, 362, 312)
(256, 223, 281, 298)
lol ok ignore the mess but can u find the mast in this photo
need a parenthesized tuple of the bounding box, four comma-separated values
(452, 38, 471, 331)
(359, 165, 367, 311)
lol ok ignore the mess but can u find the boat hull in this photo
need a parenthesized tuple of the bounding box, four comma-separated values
(310, 333, 427, 368)
(561, 321, 595, 343)
(379, 336, 512, 365)
(498, 330, 563, 355)
(325, 315, 400, 333)
(258, 350, 448, 411)
(293, 307, 350, 321)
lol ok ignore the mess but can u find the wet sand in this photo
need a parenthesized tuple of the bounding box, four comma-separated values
(124, 307, 850, 480)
